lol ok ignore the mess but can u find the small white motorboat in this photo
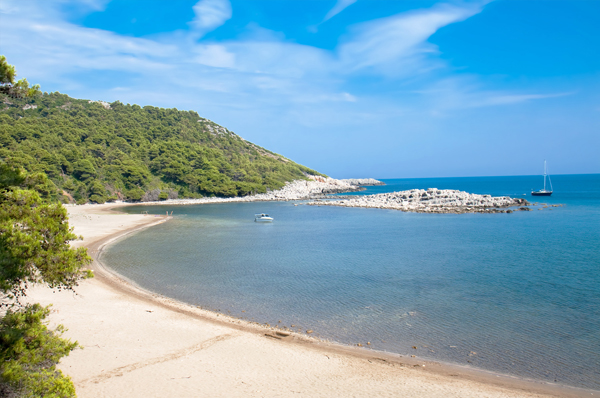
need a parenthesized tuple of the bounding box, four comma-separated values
(254, 213, 273, 222)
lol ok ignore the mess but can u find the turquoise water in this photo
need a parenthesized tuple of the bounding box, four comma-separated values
(102, 174, 600, 390)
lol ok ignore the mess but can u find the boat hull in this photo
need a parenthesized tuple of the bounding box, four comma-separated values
(531, 191, 552, 196)
(255, 218, 273, 223)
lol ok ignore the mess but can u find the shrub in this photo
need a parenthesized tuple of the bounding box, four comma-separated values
(125, 187, 145, 201)
(0, 305, 78, 398)
(89, 194, 105, 204)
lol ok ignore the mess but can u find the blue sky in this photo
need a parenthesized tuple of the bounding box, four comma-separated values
(1, 0, 598, 178)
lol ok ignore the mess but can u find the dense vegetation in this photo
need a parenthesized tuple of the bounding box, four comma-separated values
(0, 91, 322, 204)
(0, 164, 92, 303)
(1, 163, 91, 397)
(1, 304, 79, 398)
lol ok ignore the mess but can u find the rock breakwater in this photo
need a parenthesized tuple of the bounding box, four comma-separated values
(306, 188, 529, 214)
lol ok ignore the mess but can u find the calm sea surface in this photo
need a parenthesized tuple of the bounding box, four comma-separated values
(102, 174, 600, 389)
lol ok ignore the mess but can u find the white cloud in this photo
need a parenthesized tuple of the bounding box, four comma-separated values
(226, 41, 333, 78)
(481, 92, 573, 106)
(190, 0, 232, 37)
(0, 1, 19, 14)
(0, 0, 489, 100)
(193, 45, 235, 68)
(412, 77, 575, 115)
(342, 92, 357, 102)
(323, 0, 357, 22)
(63, 0, 110, 12)
(337, 3, 482, 76)
(3, 0, 544, 132)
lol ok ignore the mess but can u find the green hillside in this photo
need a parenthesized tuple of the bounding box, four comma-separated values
(0, 92, 323, 203)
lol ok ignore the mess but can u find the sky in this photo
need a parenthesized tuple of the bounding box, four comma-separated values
(0, 0, 598, 179)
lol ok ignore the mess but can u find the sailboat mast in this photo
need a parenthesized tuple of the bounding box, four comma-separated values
(532, 160, 552, 196)
(547, 161, 553, 192)
(543, 160, 547, 191)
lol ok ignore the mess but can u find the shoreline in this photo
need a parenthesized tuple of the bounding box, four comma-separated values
(110, 177, 530, 215)
(29, 203, 595, 397)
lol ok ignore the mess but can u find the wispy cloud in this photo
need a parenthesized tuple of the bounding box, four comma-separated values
(190, 0, 232, 37)
(413, 77, 575, 114)
(64, 0, 110, 12)
(323, 0, 357, 22)
(338, 3, 482, 76)
(480, 92, 574, 106)
(193, 44, 235, 68)
(4, 0, 550, 128)
(0, 1, 490, 98)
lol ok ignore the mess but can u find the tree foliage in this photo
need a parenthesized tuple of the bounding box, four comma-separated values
(0, 164, 91, 397)
(0, 304, 78, 398)
(0, 164, 92, 304)
(0, 56, 40, 99)
(0, 56, 16, 86)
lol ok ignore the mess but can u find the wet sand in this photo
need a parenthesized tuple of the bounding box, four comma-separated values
(26, 203, 594, 397)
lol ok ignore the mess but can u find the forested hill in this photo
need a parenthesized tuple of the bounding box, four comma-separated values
(0, 92, 323, 203)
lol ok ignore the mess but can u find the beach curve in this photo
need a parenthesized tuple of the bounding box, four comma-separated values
(25, 203, 594, 398)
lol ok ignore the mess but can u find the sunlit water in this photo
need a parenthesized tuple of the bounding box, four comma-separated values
(102, 174, 600, 389)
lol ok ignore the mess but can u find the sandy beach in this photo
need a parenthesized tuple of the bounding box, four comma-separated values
(26, 203, 593, 398)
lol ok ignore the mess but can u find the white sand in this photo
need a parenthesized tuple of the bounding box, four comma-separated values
(26, 204, 590, 398)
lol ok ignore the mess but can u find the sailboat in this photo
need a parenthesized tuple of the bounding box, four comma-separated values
(531, 160, 553, 196)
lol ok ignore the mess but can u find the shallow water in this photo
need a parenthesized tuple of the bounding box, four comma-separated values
(102, 174, 600, 389)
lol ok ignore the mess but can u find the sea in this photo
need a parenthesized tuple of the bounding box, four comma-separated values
(101, 174, 600, 390)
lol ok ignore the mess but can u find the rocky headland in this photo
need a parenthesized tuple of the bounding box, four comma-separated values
(307, 188, 530, 214)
